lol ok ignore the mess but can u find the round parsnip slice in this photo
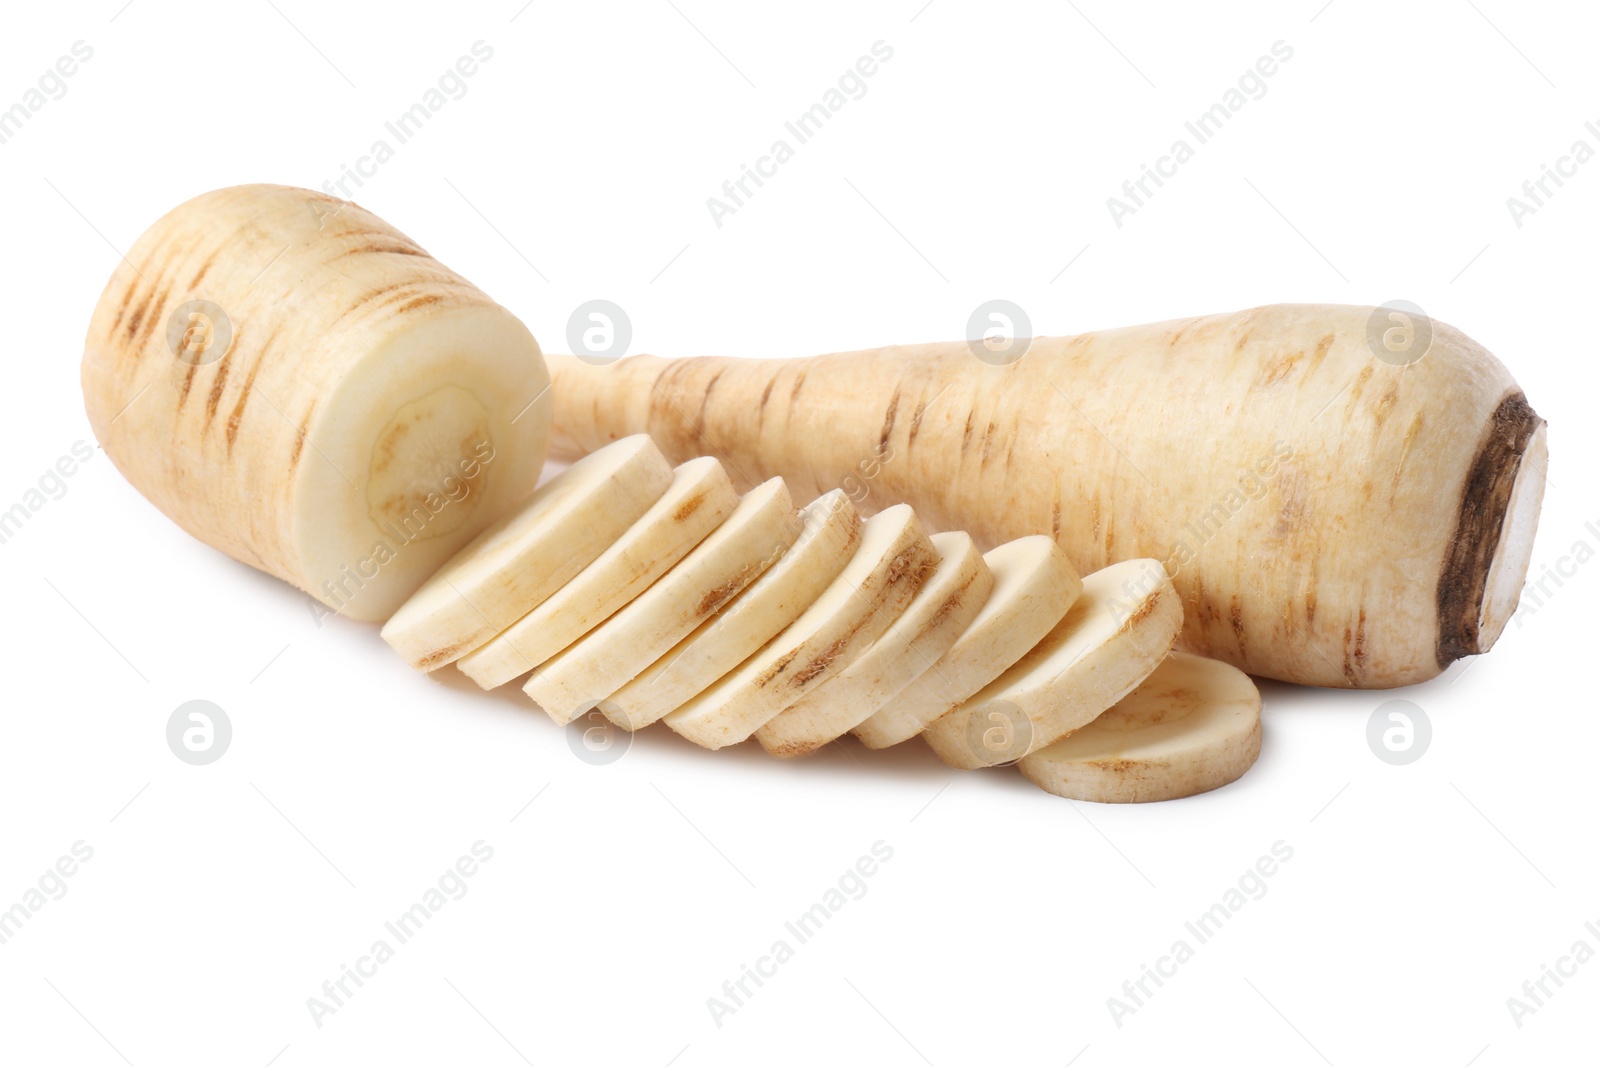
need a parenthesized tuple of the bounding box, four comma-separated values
(924, 559, 1184, 769)
(853, 536, 1080, 750)
(521, 478, 798, 723)
(1018, 652, 1262, 802)
(381, 435, 671, 669)
(602, 490, 862, 731)
(755, 531, 992, 759)
(457, 457, 736, 689)
(667, 505, 938, 750)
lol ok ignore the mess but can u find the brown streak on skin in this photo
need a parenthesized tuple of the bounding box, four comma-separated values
(672, 490, 708, 523)
(961, 411, 974, 451)
(695, 370, 724, 435)
(907, 400, 927, 451)
(696, 569, 752, 616)
(204, 347, 235, 430)
(1304, 588, 1317, 626)
(1259, 350, 1303, 388)
(111, 275, 141, 337)
(1052, 484, 1063, 542)
(1119, 592, 1160, 632)
(418, 643, 465, 671)
(878, 386, 902, 455)
(980, 421, 997, 465)
(756, 377, 776, 430)
(396, 293, 445, 314)
(1308, 333, 1336, 374)
(914, 569, 980, 639)
(286, 398, 317, 475)
(788, 368, 807, 408)
(1228, 596, 1246, 658)
(189, 246, 222, 289)
(178, 360, 200, 407)
(1390, 413, 1424, 506)
(792, 636, 850, 686)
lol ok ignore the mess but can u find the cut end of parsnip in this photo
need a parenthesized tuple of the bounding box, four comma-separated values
(381, 435, 672, 670)
(1474, 418, 1548, 656)
(1017, 651, 1262, 803)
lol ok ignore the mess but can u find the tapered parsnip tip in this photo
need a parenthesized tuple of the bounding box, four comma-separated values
(1018, 651, 1262, 803)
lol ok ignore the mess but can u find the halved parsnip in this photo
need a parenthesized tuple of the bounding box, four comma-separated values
(755, 531, 992, 758)
(521, 477, 797, 722)
(457, 457, 737, 690)
(924, 559, 1183, 769)
(602, 490, 862, 731)
(81, 184, 553, 622)
(381, 435, 671, 669)
(852, 536, 1080, 750)
(1018, 651, 1262, 802)
(666, 505, 938, 750)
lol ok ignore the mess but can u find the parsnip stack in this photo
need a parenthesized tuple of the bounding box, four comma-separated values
(383, 433, 1260, 800)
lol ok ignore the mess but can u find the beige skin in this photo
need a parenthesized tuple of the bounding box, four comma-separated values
(544, 305, 1548, 688)
(82, 184, 551, 621)
(1018, 651, 1263, 803)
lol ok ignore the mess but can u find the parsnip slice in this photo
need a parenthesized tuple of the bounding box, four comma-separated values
(924, 559, 1183, 769)
(457, 456, 736, 690)
(603, 490, 863, 731)
(755, 531, 992, 758)
(520, 478, 798, 722)
(852, 536, 1080, 750)
(381, 435, 671, 669)
(666, 504, 938, 750)
(1017, 651, 1262, 802)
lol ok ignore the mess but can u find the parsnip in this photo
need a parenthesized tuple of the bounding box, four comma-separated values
(1018, 651, 1262, 802)
(457, 456, 736, 690)
(382, 435, 671, 669)
(82, 184, 553, 621)
(924, 559, 1183, 769)
(665, 504, 938, 750)
(544, 305, 1548, 688)
(853, 536, 1080, 750)
(755, 531, 992, 758)
(521, 477, 799, 722)
(604, 489, 863, 731)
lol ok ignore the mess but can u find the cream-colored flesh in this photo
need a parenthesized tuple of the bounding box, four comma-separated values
(853, 537, 1080, 749)
(1017, 651, 1262, 802)
(520, 478, 798, 723)
(381, 435, 671, 669)
(755, 531, 992, 758)
(457, 456, 736, 690)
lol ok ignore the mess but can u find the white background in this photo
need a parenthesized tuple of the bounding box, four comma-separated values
(2, 1, 1596, 1064)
